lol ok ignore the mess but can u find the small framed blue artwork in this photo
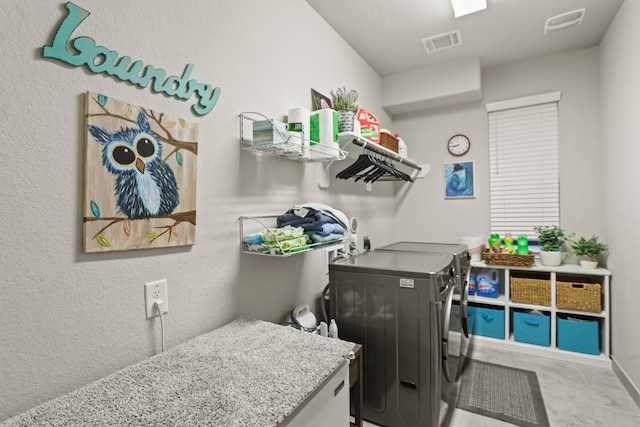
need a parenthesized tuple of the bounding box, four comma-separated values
(444, 161, 475, 199)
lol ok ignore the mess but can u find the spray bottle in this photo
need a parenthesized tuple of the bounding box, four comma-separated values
(394, 133, 408, 158)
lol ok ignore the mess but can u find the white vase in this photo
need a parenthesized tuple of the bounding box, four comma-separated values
(336, 109, 356, 133)
(579, 256, 599, 269)
(539, 250, 562, 266)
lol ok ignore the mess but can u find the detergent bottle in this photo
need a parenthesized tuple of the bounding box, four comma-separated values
(476, 268, 499, 298)
(517, 235, 529, 254)
(503, 233, 515, 254)
(488, 234, 501, 253)
(394, 133, 408, 158)
(357, 109, 380, 143)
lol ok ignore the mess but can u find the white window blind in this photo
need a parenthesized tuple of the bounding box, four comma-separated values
(487, 92, 561, 239)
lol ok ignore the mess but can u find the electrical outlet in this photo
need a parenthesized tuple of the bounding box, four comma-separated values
(144, 279, 168, 319)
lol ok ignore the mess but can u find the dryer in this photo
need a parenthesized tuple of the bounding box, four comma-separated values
(329, 250, 456, 427)
(376, 241, 472, 383)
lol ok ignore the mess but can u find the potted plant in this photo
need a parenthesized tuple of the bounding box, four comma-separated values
(570, 236, 608, 269)
(330, 86, 359, 133)
(534, 225, 566, 266)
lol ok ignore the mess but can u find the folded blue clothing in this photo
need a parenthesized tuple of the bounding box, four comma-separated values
(308, 232, 345, 243)
(277, 210, 338, 231)
(313, 222, 346, 236)
(277, 209, 318, 227)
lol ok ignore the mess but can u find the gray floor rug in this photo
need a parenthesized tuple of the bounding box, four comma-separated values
(456, 358, 550, 427)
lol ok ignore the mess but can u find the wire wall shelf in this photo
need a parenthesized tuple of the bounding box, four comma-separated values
(239, 112, 347, 163)
(239, 215, 348, 257)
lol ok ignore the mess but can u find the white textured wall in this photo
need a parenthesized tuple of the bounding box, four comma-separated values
(393, 47, 603, 246)
(0, 0, 396, 420)
(600, 0, 640, 394)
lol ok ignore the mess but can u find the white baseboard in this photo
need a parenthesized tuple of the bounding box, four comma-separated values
(612, 356, 640, 409)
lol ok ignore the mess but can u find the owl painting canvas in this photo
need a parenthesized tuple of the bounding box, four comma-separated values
(84, 92, 198, 252)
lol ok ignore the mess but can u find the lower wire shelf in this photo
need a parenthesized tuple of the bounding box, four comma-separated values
(239, 215, 348, 257)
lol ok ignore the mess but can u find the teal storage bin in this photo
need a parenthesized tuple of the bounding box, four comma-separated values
(469, 306, 504, 339)
(557, 316, 600, 355)
(513, 311, 550, 347)
(451, 302, 475, 335)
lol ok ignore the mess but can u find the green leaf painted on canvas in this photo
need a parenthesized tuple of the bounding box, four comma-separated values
(179, 118, 186, 128)
(97, 94, 108, 107)
(96, 235, 110, 247)
(90, 200, 101, 218)
(147, 231, 158, 239)
(125, 104, 133, 119)
(176, 150, 183, 166)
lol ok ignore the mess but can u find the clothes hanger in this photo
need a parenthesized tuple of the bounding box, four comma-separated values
(336, 154, 372, 179)
(336, 146, 413, 182)
(336, 149, 383, 180)
(364, 155, 412, 182)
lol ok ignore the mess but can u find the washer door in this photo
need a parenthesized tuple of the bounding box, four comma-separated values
(456, 267, 471, 382)
(440, 280, 456, 383)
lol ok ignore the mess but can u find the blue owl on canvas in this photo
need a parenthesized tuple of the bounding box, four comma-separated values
(88, 111, 179, 219)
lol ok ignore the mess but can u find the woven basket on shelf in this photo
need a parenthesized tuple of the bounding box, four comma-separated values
(483, 251, 535, 267)
(556, 281, 602, 313)
(510, 277, 551, 306)
(379, 132, 399, 153)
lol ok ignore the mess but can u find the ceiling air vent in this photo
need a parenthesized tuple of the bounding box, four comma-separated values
(421, 30, 463, 54)
(544, 8, 586, 35)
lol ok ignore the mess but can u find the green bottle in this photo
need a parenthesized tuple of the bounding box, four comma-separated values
(489, 234, 501, 253)
(504, 233, 515, 254)
(517, 235, 529, 254)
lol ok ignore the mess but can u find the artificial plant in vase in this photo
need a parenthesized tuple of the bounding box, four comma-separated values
(534, 225, 566, 266)
(570, 236, 608, 269)
(330, 86, 359, 133)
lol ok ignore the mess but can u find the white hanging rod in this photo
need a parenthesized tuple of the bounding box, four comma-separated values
(350, 138, 422, 171)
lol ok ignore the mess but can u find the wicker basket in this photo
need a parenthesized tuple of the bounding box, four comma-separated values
(556, 281, 602, 313)
(511, 277, 551, 306)
(379, 132, 399, 153)
(483, 251, 535, 267)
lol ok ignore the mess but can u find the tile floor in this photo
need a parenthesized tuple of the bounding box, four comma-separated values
(362, 345, 640, 427)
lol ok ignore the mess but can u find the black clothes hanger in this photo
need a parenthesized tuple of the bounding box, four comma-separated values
(336, 154, 373, 179)
(336, 150, 413, 182)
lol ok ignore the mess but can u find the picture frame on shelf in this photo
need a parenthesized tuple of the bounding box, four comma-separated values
(444, 161, 475, 199)
(311, 88, 332, 110)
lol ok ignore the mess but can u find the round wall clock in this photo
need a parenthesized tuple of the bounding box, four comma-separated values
(447, 134, 470, 156)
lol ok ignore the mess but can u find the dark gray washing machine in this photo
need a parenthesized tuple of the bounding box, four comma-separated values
(329, 250, 456, 427)
(376, 242, 472, 381)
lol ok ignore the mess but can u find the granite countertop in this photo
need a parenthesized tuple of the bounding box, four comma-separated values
(2, 316, 354, 427)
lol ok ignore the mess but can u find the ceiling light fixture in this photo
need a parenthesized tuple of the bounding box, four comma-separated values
(450, 0, 487, 18)
(544, 8, 586, 35)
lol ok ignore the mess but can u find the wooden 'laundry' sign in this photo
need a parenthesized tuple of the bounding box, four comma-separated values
(42, 2, 221, 116)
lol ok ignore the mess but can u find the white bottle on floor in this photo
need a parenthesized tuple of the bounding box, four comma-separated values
(329, 319, 338, 338)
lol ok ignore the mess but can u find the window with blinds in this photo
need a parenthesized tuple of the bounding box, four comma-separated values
(486, 92, 561, 239)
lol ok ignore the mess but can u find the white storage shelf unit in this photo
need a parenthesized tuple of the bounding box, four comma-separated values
(459, 261, 611, 367)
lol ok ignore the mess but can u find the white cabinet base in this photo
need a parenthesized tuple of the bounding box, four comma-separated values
(281, 361, 350, 427)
